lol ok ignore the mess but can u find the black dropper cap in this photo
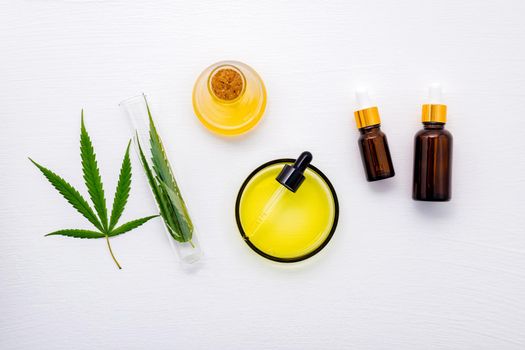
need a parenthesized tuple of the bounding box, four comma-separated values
(276, 151, 313, 193)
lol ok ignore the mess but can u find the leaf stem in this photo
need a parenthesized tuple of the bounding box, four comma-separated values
(189, 240, 195, 248)
(105, 235, 122, 269)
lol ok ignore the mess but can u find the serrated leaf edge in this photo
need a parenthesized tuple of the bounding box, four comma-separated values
(80, 112, 108, 231)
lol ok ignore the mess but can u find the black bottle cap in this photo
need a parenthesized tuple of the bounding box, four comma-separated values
(276, 151, 313, 193)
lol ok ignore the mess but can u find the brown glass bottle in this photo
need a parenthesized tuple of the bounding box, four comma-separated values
(358, 125, 395, 181)
(413, 123, 452, 201)
(353, 89, 395, 182)
(413, 84, 452, 201)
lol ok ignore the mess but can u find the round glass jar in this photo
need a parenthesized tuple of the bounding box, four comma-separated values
(235, 159, 338, 262)
(192, 61, 267, 136)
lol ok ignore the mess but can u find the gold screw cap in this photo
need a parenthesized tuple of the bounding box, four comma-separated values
(354, 88, 381, 129)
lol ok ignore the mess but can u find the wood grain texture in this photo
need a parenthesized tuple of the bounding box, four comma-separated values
(1, 0, 525, 349)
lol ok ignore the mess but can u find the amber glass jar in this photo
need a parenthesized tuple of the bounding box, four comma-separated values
(353, 89, 395, 182)
(358, 125, 395, 181)
(412, 122, 452, 201)
(412, 84, 453, 201)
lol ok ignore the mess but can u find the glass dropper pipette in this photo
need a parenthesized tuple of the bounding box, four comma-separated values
(247, 151, 313, 238)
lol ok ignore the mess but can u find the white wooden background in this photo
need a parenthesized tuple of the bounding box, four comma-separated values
(1, 1, 525, 349)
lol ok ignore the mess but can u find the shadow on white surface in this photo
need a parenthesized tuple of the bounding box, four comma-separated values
(366, 177, 396, 193)
(413, 200, 454, 219)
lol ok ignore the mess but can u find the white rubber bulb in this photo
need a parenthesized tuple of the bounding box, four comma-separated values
(428, 83, 443, 104)
(355, 88, 375, 110)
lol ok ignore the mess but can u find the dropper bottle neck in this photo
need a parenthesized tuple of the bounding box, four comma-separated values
(423, 122, 445, 130)
(359, 124, 381, 134)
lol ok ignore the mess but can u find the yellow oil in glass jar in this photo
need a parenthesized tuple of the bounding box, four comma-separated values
(192, 61, 267, 136)
(236, 159, 338, 262)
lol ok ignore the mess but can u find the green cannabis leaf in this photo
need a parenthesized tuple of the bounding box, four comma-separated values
(80, 112, 108, 231)
(136, 95, 194, 246)
(30, 112, 158, 269)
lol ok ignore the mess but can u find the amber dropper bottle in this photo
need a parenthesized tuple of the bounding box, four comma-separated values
(353, 89, 395, 181)
(413, 84, 453, 201)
